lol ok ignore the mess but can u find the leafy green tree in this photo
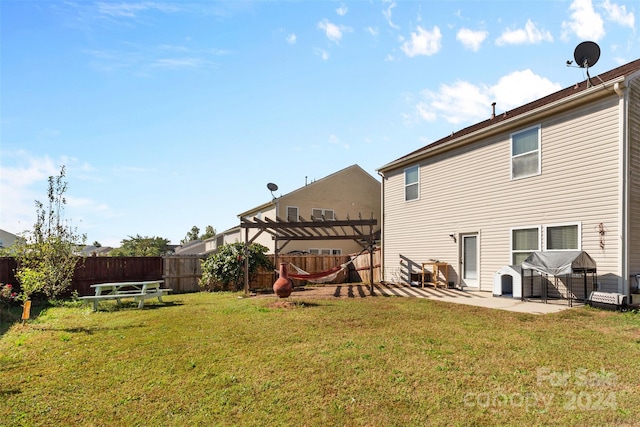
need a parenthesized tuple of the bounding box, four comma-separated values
(200, 225, 216, 240)
(181, 225, 216, 244)
(14, 165, 86, 300)
(200, 242, 272, 291)
(110, 235, 170, 257)
(181, 226, 200, 244)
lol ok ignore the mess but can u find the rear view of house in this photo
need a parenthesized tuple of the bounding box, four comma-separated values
(378, 58, 640, 297)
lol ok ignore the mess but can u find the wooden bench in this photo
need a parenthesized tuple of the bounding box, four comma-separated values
(79, 280, 172, 311)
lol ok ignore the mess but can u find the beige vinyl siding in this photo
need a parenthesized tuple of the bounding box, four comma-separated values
(243, 205, 278, 250)
(242, 165, 381, 255)
(628, 77, 640, 283)
(383, 96, 621, 291)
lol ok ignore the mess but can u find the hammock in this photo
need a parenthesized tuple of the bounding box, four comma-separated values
(277, 247, 370, 284)
(288, 264, 347, 283)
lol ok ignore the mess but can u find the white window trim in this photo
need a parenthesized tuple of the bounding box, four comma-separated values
(404, 165, 420, 201)
(544, 222, 581, 251)
(286, 206, 299, 222)
(312, 208, 335, 221)
(308, 248, 342, 255)
(510, 226, 541, 264)
(510, 124, 541, 180)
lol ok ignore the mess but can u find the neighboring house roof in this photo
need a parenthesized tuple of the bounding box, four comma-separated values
(379, 58, 640, 172)
(237, 164, 380, 218)
(0, 229, 19, 248)
(174, 240, 205, 255)
(79, 245, 114, 256)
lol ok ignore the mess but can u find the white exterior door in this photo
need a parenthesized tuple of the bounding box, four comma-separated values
(461, 234, 479, 288)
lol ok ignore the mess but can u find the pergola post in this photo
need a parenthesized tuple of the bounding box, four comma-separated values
(369, 243, 375, 295)
(244, 228, 249, 296)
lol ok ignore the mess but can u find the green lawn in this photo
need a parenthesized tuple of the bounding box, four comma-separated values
(1, 292, 639, 426)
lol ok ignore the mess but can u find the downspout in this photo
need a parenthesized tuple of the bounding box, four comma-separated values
(377, 170, 385, 283)
(615, 81, 629, 295)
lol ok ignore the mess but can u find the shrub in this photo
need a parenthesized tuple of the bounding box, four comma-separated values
(13, 166, 86, 300)
(200, 243, 272, 292)
(0, 283, 20, 321)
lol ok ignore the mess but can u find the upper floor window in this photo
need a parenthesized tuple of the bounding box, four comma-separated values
(287, 206, 299, 222)
(405, 165, 419, 201)
(546, 223, 580, 251)
(511, 227, 540, 264)
(312, 209, 334, 221)
(511, 126, 540, 180)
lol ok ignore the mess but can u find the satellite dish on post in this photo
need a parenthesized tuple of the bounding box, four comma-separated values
(574, 41, 600, 68)
(267, 182, 278, 199)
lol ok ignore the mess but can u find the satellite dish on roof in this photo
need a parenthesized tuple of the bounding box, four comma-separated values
(267, 182, 278, 199)
(567, 41, 601, 87)
(573, 41, 600, 68)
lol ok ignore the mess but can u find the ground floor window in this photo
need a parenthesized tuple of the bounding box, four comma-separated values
(511, 227, 540, 264)
(511, 223, 580, 263)
(545, 223, 580, 251)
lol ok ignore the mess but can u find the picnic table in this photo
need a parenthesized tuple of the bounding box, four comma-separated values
(79, 280, 172, 311)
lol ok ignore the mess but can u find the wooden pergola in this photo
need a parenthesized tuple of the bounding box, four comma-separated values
(240, 215, 379, 295)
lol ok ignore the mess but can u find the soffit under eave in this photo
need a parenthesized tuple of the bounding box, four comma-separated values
(378, 76, 626, 174)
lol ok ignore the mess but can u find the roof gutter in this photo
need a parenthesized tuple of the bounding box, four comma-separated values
(378, 75, 626, 173)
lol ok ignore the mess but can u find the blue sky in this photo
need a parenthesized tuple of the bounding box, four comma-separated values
(1, 0, 637, 247)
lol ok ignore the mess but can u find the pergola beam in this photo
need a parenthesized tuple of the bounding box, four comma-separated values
(240, 215, 379, 295)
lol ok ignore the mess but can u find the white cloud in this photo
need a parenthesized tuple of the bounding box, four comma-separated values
(318, 19, 345, 43)
(152, 58, 202, 68)
(383, 0, 399, 30)
(0, 153, 62, 234)
(561, 0, 605, 41)
(336, 4, 348, 16)
(602, 0, 635, 28)
(400, 26, 442, 57)
(416, 69, 562, 125)
(456, 28, 488, 51)
(328, 134, 349, 149)
(286, 33, 297, 44)
(96, 2, 180, 18)
(366, 26, 379, 37)
(491, 70, 562, 109)
(315, 48, 329, 61)
(496, 19, 553, 45)
(37, 128, 62, 139)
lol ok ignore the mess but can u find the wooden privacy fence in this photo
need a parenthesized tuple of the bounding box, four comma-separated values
(163, 255, 203, 293)
(254, 248, 381, 290)
(73, 257, 163, 296)
(0, 248, 381, 295)
(0, 256, 163, 296)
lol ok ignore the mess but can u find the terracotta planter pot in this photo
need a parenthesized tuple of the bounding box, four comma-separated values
(273, 262, 293, 298)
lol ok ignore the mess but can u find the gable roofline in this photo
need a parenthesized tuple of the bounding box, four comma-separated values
(237, 164, 379, 218)
(378, 58, 640, 173)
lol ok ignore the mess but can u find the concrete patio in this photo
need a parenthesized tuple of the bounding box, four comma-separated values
(282, 282, 577, 315)
(373, 282, 576, 314)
